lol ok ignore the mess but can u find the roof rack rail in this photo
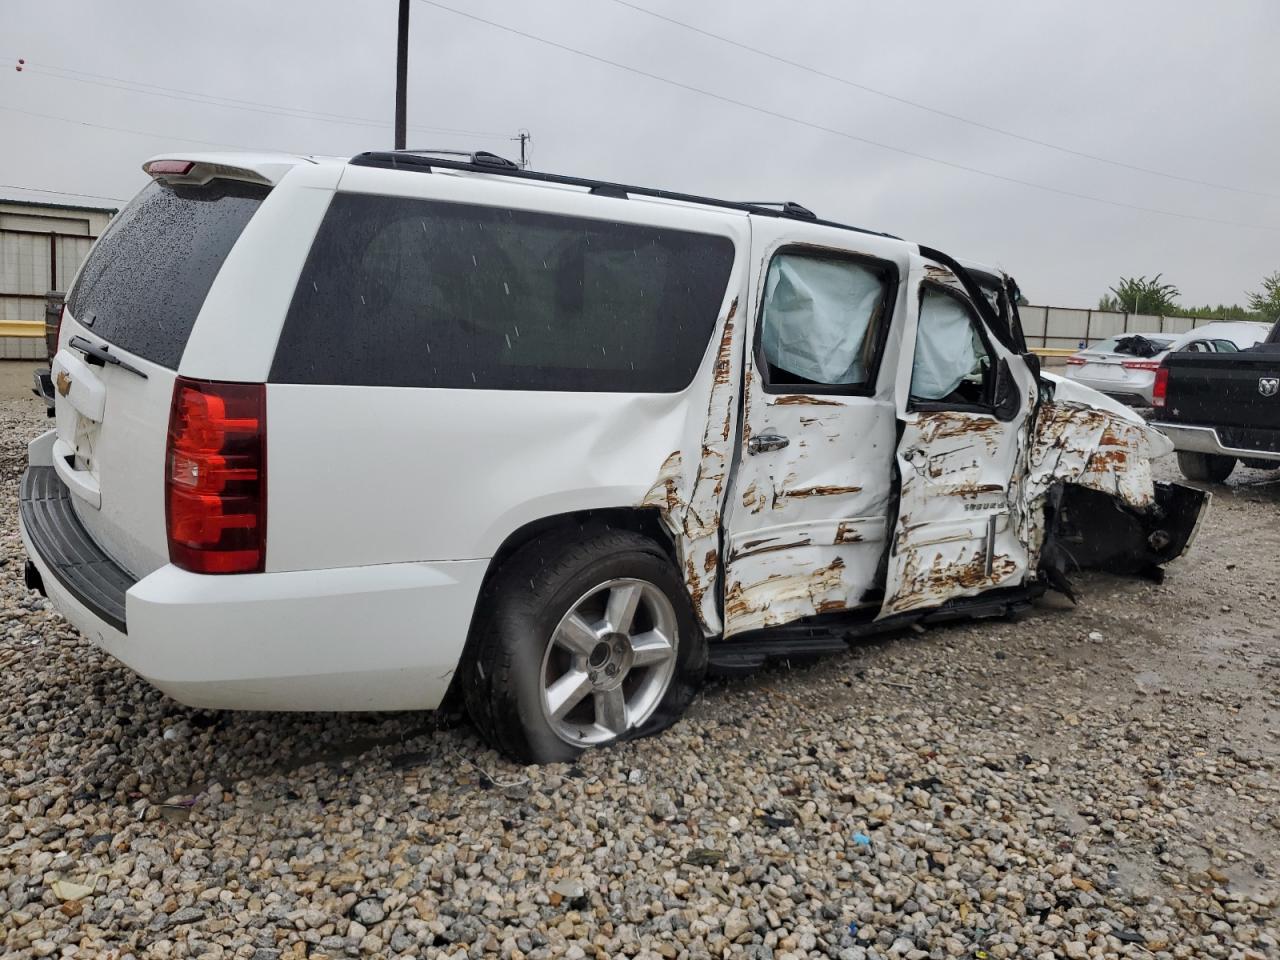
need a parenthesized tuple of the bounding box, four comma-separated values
(387, 148, 520, 170)
(738, 201, 816, 220)
(347, 151, 896, 239)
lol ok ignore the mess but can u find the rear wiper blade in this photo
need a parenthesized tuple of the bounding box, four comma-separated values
(68, 335, 148, 380)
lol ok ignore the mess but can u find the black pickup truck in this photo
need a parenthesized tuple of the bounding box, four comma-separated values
(1151, 319, 1280, 481)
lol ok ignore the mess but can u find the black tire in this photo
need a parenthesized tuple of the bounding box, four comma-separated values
(1176, 450, 1236, 483)
(461, 527, 707, 764)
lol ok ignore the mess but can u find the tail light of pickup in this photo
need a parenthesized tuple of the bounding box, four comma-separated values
(1152, 365, 1169, 409)
(165, 378, 266, 574)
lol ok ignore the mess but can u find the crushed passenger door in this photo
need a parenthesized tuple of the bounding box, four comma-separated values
(722, 221, 911, 636)
(880, 257, 1040, 617)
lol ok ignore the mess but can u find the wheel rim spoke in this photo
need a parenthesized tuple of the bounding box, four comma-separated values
(541, 577, 680, 747)
(604, 582, 643, 634)
(555, 612, 600, 657)
(545, 668, 592, 721)
(629, 628, 675, 667)
(594, 686, 628, 735)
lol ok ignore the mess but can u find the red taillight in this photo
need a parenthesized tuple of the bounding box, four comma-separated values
(166, 377, 266, 574)
(1121, 359, 1161, 371)
(1152, 366, 1169, 408)
(145, 159, 195, 177)
(1066, 355, 1086, 366)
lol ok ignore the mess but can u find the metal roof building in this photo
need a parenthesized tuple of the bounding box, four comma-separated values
(1, 197, 116, 359)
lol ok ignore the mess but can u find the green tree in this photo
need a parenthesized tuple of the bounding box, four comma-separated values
(1247, 270, 1280, 321)
(1099, 274, 1182, 314)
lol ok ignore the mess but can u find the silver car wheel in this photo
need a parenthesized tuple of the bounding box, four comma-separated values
(538, 577, 679, 746)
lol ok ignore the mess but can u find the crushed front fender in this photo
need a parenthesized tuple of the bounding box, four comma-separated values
(1024, 396, 1211, 587)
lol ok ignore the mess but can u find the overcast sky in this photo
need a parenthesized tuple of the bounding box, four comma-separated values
(2, 0, 1277, 307)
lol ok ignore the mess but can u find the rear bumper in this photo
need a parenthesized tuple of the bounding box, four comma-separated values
(1065, 372, 1154, 405)
(20, 464, 488, 711)
(1148, 421, 1280, 462)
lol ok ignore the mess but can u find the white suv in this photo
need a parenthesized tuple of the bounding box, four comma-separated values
(19, 150, 1208, 762)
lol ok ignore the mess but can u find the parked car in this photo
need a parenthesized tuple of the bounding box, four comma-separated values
(1150, 318, 1280, 482)
(1064, 321, 1272, 406)
(18, 150, 1209, 762)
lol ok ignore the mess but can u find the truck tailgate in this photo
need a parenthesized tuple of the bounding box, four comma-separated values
(1163, 348, 1280, 430)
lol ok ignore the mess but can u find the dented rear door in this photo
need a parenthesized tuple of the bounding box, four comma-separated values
(721, 219, 911, 636)
(880, 256, 1040, 617)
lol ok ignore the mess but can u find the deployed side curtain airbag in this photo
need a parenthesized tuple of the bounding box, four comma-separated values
(761, 254, 884, 384)
(911, 289, 984, 400)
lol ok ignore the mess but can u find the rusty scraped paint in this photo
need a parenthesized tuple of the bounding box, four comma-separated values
(684, 556, 705, 612)
(913, 411, 1002, 452)
(724, 557, 847, 629)
(729, 537, 813, 563)
(778, 484, 864, 499)
(889, 547, 1018, 615)
(712, 297, 738, 387)
(834, 520, 864, 544)
(772, 394, 844, 407)
(641, 451, 684, 516)
(1027, 401, 1157, 513)
(936, 481, 1006, 500)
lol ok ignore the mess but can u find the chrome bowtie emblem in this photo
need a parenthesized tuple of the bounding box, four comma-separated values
(1261, 377, 1280, 398)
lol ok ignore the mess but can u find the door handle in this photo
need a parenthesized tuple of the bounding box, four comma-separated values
(748, 433, 790, 454)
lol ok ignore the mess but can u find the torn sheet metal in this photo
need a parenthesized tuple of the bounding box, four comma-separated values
(1025, 400, 1162, 514)
(641, 298, 741, 635)
(881, 407, 1034, 617)
(1021, 397, 1205, 578)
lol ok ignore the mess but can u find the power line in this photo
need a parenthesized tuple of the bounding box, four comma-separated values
(607, 0, 1279, 202)
(415, 0, 1280, 233)
(0, 104, 274, 151)
(0, 182, 127, 203)
(4, 54, 514, 141)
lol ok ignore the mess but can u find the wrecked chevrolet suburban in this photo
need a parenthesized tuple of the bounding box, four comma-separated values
(19, 150, 1209, 762)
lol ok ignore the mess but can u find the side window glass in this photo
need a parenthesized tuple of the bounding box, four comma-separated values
(910, 287, 995, 406)
(1212, 339, 1238, 353)
(759, 251, 890, 392)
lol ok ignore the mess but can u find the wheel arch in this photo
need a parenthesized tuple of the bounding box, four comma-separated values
(438, 506, 684, 716)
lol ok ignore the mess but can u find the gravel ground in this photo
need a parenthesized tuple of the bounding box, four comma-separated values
(1, 378, 1276, 960)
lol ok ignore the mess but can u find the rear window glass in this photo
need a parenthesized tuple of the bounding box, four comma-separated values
(1091, 335, 1173, 354)
(67, 180, 268, 369)
(270, 193, 736, 391)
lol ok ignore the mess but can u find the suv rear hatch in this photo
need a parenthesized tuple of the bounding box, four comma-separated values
(52, 175, 269, 578)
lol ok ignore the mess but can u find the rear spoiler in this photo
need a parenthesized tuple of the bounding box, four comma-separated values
(142, 152, 314, 187)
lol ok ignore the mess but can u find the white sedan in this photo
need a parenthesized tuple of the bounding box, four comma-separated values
(1065, 320, 1272, 406)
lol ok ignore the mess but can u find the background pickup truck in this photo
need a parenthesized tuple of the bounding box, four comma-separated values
(1152, 319, 1280, 482)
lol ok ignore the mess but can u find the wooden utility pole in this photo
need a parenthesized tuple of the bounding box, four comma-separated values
(394, 0, 409, 150)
